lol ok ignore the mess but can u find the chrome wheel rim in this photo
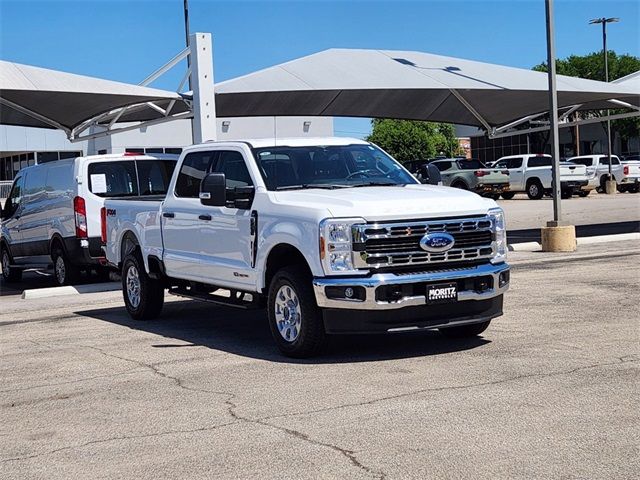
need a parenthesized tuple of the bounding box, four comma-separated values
(274, 285, 302, 342)
(529, 184, 539, 197)
(126, 265, 141, 308)
(55, 256, 66, 284)
(2, 252, 10, 277)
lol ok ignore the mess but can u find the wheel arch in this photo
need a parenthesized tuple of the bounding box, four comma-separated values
(262, 243, 312, 294)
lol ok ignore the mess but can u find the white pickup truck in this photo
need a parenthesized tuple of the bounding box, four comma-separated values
(103, 138, 510, 357)
(567, 154, 640, 194)
(492, 154, 589, 199)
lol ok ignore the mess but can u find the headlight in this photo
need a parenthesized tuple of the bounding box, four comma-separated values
(319, 218, 366, 275)
(489, 208, 507, 264)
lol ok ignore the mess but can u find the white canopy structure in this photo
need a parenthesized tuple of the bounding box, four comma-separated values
(0, 60, 190, 139)
(214, 48, 639, 136)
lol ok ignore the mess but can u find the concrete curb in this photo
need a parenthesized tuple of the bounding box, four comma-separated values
(21, 282, 120, 300)
(509, 232, 639, 252)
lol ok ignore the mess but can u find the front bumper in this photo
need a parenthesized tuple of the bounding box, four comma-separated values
(313, 262, 509, 310)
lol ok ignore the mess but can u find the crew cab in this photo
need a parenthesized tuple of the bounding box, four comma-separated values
(104, 138, 510, 358)
(492, 154, 589, 199)
(429, 158, 510, 199)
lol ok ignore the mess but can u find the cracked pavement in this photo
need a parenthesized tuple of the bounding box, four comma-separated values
(0, 241, 639, 479)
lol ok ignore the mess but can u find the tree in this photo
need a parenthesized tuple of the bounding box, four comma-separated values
(366, 119, 461, 163)
(533, 51, 640, 143)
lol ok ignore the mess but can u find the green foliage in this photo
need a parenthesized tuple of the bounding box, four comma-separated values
(533, 51, 640, 140)
(366, 119, 461, 163)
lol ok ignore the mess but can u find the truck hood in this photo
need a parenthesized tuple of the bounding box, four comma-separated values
(272, 184, 496, 221)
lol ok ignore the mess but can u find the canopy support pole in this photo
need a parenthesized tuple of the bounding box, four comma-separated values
(0, 97, 71, 136)
(190, 32, 216, 143)
(449, 89, 494, 135)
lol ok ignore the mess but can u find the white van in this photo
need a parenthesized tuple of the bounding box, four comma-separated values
(0, 153, 178, 285)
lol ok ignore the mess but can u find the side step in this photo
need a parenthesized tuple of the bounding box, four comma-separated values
(168, 286, 262, 309)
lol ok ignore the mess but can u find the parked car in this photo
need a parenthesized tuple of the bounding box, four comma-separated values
(566, 154, 628, 194)
(428, 158, 510, 199)
(0, 153, 178, 285)
(619, 158, 640, 193)
(103, 137, 510, 358)
(492, 154, 589, 199)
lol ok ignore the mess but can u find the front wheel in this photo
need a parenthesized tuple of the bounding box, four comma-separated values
(1, 247, 22, 283)
(439, 320, 491, 338)
(122, 252, 164, 320)
(561, 190, 572, 199)
(267, 266, 326, 358)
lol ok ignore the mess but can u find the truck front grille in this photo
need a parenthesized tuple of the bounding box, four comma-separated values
(352, 217, 495, 269)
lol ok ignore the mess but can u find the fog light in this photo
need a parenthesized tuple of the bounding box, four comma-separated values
(499, 270, 510, 287)
(345, 287, 354, 298)
(325, 286, 365, 301)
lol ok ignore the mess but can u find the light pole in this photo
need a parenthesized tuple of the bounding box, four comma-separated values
(589, 17, 619, 193)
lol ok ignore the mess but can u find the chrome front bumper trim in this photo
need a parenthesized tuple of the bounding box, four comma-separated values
(313, 262, 510, 310)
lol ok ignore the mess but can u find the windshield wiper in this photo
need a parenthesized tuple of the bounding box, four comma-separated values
(348, 182, 402, 188)
(275, 184, 348, 191)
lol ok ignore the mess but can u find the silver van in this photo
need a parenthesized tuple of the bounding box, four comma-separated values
(1, 153, 178, 285)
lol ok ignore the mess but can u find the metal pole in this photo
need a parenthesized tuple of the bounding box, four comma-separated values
(603, 20, 612, 179)
(190, 33, 216, 143)
(184, 0, 192, 89)
(545, 0, 562, 225)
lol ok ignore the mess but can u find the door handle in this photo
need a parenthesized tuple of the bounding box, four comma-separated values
(199, 214, 212, 221)
(162, 212, 175, 218)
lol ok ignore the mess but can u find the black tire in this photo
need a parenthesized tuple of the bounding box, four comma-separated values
(1, 246, 22, 283)
(439, 320, 491, 338)
(451, 181, 468, 190)
(629, 184, 640, 194)
(501, 192, 516, 200)
(578, 190, 590, 197)
(526, 180, 544, 200)
(488, 193, 501, 200)
(52, 247, 80, 286)
(267, 265, 326, 358)
(122, 251, 164, 320)
(561, 190, 572, 199)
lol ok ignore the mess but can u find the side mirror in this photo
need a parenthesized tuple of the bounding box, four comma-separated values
(420, 164, 442, 185)
(199, 173, 227, 206)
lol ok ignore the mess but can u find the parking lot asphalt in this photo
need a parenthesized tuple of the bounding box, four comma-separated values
(1, 241, 638, 479)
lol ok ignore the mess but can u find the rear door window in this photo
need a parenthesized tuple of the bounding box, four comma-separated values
(88, 161, 138, 197)
(568, 157, 592, 167)
(433, 161, 452, 172)
(528, 156, 552, 167)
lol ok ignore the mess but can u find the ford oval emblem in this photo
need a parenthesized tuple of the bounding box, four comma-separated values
(419, 233, 455, 253)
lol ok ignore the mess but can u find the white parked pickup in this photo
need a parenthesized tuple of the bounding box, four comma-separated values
(492, 154, 589, 199)
(103, 137, 510, 357)
(566, 154, 639, 194)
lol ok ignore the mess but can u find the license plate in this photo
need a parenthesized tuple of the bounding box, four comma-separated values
(426, 283, 458, 305)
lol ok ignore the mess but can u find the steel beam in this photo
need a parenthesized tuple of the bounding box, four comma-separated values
(190, 32, 216, 143)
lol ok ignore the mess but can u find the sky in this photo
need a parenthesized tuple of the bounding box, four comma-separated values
(1, 0, 638, 138)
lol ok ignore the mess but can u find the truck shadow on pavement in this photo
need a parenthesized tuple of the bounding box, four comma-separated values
(77, 300, 490, 364)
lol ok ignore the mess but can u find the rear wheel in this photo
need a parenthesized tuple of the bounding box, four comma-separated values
(526, 180, 544, 200)
(267, 266, 326, 358)
(52, 247, 80, 286)
(488, 193, 501, 200)
(578, 190, 590, 197)
(439, 320, 491, 338)
(451, 181, 468, 190)
(561, 190, 572, 199)
(122, 251, 164, 320)
(1, 247, 22, 283)
(629, 184, 640, 194)
(501, 192, 516, 200)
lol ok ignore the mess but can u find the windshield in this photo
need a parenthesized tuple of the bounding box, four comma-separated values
(456, 159, 485, 170)
(253, 144, 417, 190)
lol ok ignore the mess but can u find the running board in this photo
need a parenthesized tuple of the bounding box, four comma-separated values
(168, 286, 262, 309)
